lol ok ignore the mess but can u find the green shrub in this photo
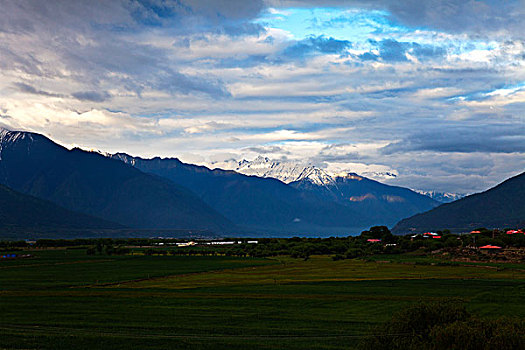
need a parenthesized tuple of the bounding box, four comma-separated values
(358, 300, 524, 350)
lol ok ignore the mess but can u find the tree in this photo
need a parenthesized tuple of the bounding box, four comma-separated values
(358, 300, 524, 350)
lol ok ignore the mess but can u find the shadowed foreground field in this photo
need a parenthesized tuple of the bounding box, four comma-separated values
(0, 250, 524, 349)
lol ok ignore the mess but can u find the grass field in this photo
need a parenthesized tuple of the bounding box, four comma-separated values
(0, 249, 524, 349)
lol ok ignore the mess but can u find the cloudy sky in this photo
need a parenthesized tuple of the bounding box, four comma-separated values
(0, 0, 524, 194)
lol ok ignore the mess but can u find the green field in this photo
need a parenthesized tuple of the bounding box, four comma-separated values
(0, 249, 524, 349)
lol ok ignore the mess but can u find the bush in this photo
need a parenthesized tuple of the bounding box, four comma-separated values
(432, 317, 525, 350)
(358, 300, 524, 350)
(358, 300, 469, 350)
(345, 248, 363, 259)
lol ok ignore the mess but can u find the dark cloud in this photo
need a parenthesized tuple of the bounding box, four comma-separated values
(126, 0, 265, 35)
(245, 145, 286, 154)
(154, 70, 231, 97)
(364, 87, 418, 99)
(0, 0, 232, 98)
(220, 22, 266, 37)
(178, 0, 264, 21)
(367, 39, 408, 62)
(0, 0, 265, 33)
(283, 35, 351, 58)
(359, 39, 446, 62)
(387, 0, 524, 38)
(71, 91, 111, 102)
(214, 54, 270, 69)
(13, 82, 64, 97)
(268, 0, 525, 39)
(382, 124, 525, 154)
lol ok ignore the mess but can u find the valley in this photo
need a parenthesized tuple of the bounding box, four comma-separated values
(0, 246, 523, 350)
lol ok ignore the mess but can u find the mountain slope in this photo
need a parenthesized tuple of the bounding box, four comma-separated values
(393, 171, 525, 233)
(213, 156, 438, 226)
(112, 154, 372, 235)
(111, 153, 438, 235)
(0, 129, 231, 232)
(0, 183, 122, 233)
(290, 173, 439, 226)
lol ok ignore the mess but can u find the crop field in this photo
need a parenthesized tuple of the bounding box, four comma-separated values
(0, 249, 524, 349)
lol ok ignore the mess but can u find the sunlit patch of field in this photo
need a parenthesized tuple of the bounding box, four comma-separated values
(123, 255, 525, 290)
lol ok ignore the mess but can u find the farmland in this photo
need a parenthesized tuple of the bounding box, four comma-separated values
(0, 248, 524, 349)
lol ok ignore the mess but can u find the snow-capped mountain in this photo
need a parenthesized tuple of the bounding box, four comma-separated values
(222, 156, 336, 186)
(0, 128, 32, 160)
(214, 156, 399, 186)
(216, 155, 402, 189)
(113, 153, 439, 233)
(414, 190, 465, 203)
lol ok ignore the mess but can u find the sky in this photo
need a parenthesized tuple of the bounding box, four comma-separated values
(0, 0, 524, 194)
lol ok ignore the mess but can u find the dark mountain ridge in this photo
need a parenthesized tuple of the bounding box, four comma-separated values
(290, 173, 439, 226)
(392, 171, 525, 233)
(112, 153, 370, 235)
(0, 128, 232, 232)
(111, 153, 438, 235)
(0, 183, 122, 234)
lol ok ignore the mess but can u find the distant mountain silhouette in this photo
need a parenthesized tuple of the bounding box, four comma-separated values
(290, 173, 439, 226)
(0, 183, 122, 236)
(112, 154, 373, 235)
(0, 129, 231, 232)
(112, 154, 437, 235)
(210, 155, 437, 227)
(393, 171, 525, 233)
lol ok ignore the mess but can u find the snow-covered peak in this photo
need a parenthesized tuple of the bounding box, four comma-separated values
(218, 157, 336, 186)
(295, 166, 336, 186)
(0, 128, 30, 144)
(0, 128, 35, 161)
(211, 156, 403, 187)
(414, 190, 465, 203)
(240, 155, 274, 170)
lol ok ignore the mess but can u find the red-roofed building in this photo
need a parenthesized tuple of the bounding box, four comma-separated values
(367, 239, 381, 243)
(506, 230, 518, 235)
(423, 232, 439, 238)
(432, 236, 441, 239)
(470, 230, 481, 234)
(479, 245, 501, 249)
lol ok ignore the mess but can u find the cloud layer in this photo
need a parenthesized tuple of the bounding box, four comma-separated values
(0, 0, 523, 194)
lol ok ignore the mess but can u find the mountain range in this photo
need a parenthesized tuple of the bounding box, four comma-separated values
(393, 171, 525, 233)
(207, 155, 439, 224)
(218, 156, 337, 185)
(0, 129, 231, 234)
(111, 153, 438, 234)
(214, 156, 399, 185)
(112, 154, 367, 235)
(2, 127, 518, 239)
(214, 156, 458, 203)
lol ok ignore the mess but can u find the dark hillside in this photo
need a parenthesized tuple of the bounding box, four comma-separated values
(393, 171, 525, 233)
(0, 129, 232, 232)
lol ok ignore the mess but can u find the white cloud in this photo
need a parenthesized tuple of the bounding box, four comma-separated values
(0, 0, 523, 193)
